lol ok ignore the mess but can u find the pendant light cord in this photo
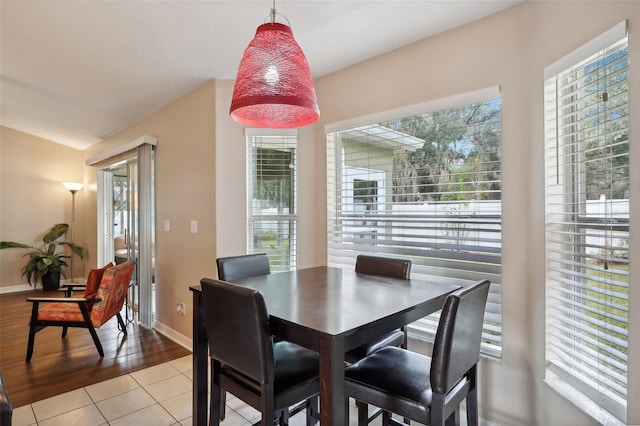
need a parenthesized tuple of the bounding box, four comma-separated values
(270, 0, 276, 24)
(266, 0, 292, 27)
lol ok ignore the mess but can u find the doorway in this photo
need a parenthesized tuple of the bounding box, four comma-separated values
(96, 143, 155, 328)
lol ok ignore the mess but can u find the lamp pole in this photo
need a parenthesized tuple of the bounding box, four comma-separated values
(62, 182, 83, 283)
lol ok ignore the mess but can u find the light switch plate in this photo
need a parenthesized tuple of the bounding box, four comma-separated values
(190, 220, 198, 234)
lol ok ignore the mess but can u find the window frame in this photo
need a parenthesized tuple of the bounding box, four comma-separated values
(326, 86, 503, 357)
(543, 22, 629, 423)
(246, 129, 298, 272)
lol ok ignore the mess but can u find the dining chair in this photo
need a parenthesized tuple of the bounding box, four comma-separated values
(215, 252, 271, 420)
(216, 253, 271, 282)
(348, 255, 412, 423)
(200, 278, 320, 426)
(346, 255, 412, 364)
(344, 279, 491, 426)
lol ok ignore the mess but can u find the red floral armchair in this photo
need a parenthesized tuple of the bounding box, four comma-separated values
(25, 260, 135, 361)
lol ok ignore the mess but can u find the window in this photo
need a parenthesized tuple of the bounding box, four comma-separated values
(327, 87, 502, 355)
(544, 23, 629, 422)
(247, 131, 297, 272)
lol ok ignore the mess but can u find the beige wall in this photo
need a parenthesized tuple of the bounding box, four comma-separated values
(2, 1, 639, 424)
(83, 81, 217, 338)
(0, 126, 86, 287)
(213, 79, 323, 268)
(314, 2, 639, 425)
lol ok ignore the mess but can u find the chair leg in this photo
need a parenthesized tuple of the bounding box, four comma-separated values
(116, 312, 127, 335)
(357, 401, 369, 426)
(86, 324, 104, 357)
(345, 397, 351, 426)
(306, 396, 319, 426)
(26, 326, 37, 362)
(279, 408, 290, 426)
(401, 325, 408, 349)
(466, 366, 479, 426)
(444, 412, 457, 426)
(62, 326, 68, 338)
(210, 382, 222, 426)
(26, 303, 40, 362)
(220, 389, 226, 420)
(382, 410, 393, 425)
(431, 394, 447, 426)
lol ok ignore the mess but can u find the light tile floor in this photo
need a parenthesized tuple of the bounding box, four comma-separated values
(10, 354, 380, 426)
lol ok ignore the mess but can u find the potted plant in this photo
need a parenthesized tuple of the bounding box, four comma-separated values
(0, 223, 87, 291)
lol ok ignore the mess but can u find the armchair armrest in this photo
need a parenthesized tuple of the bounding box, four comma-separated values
(26, 297, 102, 304)
(60, 283, 87, 290)
(59, 283, 87, 297)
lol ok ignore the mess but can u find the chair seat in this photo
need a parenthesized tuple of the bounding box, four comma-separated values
(346, 329, 405, 363)
(345, 346, 434, 417)
(273, 341, 320, 392)
(36, 302, 100, 327)
(223, 341, 319, 396)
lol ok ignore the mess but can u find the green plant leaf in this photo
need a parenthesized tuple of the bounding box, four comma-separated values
(0, 241, 33, 249)
(59, 242, 87, 259)
(3, 223, 85, 286)
(43, 224, 69, 244)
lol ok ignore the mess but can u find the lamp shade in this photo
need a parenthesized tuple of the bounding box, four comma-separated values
(230, 22, 319, 128)
(62, 182, 83, 193)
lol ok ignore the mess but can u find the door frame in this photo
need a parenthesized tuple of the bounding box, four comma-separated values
(94, 138, 156, 328)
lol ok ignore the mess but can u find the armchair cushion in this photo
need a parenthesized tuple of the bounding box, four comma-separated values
(84, 263, 114, 299)
(83, 263, 114, 307)
(91, 261, 134, 325)
(36, 298, 101, 326)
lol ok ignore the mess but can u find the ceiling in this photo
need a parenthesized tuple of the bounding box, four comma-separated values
(1, 0, 522, 151)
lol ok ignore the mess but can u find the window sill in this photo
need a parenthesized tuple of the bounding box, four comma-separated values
(544, 374, 624, 426)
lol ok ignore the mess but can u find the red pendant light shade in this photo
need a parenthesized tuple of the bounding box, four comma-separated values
(230, 22, 320, 128)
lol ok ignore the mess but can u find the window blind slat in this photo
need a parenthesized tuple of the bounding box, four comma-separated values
(248, 135, 298, 273)
(544, 33, 629, 420)
(328, 95, 502, 356)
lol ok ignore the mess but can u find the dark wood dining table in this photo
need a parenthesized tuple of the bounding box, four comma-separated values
(189, 266, 461, 425)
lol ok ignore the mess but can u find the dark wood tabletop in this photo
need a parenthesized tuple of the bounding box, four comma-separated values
(190, 266, 461, 425)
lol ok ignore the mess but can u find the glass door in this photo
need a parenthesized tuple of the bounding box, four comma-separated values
(97, 143, 155, 328)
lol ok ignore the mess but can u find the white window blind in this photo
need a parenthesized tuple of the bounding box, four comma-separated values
(544, 31, 629, 422)
(247, 134, 298, 272)
(327, 93, 502, 354)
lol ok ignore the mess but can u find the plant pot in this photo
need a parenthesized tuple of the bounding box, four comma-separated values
(41, 271, 61, 292)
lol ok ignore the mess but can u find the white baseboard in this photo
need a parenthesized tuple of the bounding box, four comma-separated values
(0, 278, 86, 294)
(152, 320, 193, 352)
(0, 284, 32, 294)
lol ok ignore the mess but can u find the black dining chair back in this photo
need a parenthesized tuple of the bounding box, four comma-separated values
(355, 254, 411, 279)
(431, 280, 489, 397)
(344, 279, 491, 426)
(215, 253, 273, 421)
(201, 278, 320, 426)
(347, 255, 412, 364)
(216, 253, 271, 282)
(203, 277, 273, 383)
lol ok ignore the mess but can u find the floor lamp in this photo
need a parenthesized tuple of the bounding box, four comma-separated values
(62, 182, 83, 283)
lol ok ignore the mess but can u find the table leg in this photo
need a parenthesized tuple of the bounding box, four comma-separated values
(192, 290, 209, 426)
(319, 337, 347, 425)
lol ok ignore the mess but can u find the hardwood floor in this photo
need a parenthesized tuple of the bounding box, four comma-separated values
(0, 289, 191, 408)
